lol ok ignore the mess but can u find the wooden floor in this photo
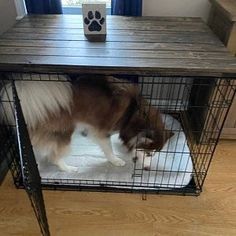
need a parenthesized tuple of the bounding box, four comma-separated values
(0, 140, 236, 236)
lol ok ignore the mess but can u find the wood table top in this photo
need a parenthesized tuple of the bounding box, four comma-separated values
(0, 15, 236, 77)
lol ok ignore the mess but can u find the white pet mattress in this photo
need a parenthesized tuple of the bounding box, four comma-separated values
(40, 115, 193, 190)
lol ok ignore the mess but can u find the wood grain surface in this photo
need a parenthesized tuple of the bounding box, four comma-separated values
(0, 140, 235, 236)
(0, 15, 236, 76)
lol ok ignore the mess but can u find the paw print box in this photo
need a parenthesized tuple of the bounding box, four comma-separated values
(82, 3, 106, 42)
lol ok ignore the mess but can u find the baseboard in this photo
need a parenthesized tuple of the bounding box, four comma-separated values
(221, 128, 236, 139)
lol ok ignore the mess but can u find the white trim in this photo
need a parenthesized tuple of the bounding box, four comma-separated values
(14, 0, 27, 20)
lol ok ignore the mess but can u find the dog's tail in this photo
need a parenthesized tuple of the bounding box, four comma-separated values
(0, 75, 72, 129)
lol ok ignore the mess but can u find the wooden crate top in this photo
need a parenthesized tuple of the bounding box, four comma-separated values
(0, 15, 236, 77)
(209, 0, 236, 21)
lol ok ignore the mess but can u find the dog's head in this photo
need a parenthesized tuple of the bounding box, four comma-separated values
(136, 128, 174, 152)
(133, 128, 174, 170)
(136, 103, 174, 152)
(130, 104, 174, 170)
(120, 95, 174, 165)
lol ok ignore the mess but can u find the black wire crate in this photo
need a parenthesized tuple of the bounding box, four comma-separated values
(0, 72, 235, 196)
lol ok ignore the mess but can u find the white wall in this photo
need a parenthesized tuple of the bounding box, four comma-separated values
(143, 0, 211, 22)
(0, 0, 17, 35)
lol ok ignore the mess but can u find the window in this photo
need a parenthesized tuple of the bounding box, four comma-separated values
(62, 0, 111, 7)
(62, 0, 111, 15)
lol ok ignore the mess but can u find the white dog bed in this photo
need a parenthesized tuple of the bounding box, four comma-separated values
(40, 114, 193, 189)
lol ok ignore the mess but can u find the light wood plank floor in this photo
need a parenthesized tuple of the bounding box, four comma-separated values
(0, 140, 236, 236)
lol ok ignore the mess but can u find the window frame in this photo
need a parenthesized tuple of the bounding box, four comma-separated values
(62, 5, 111, 15)
(62, 0, 111, 15)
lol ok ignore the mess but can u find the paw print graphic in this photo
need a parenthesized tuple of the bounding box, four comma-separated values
(84, 11, 105, 32)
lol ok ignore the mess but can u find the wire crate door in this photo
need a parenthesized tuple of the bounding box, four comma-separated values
(12, 82, 50, 236)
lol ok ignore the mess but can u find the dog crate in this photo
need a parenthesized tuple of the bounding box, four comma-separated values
(0, 73, 235, 236)
(1, 72, 235, 195)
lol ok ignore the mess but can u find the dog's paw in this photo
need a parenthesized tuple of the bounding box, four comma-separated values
(110, 157, 126, 167)
(57, 160, 79, 172)
(64, 165, 79, 172)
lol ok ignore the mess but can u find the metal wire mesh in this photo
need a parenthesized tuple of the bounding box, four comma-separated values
(0, 72, 235, 196)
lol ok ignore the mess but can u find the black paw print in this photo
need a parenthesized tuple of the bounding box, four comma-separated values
(84, 11, 105, 32)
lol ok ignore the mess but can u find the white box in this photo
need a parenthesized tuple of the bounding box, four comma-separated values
(82, 3, 107, 42)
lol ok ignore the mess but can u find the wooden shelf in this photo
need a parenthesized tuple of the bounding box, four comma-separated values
(208, 0, 236, 139)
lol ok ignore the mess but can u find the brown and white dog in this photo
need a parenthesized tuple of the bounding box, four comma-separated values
(0, 75, 173, 172)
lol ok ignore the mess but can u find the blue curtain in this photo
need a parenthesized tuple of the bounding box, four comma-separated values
(25, 0, 62, 14)
(111, 0, 142, 16)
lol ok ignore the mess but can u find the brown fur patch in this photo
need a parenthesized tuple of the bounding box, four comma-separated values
(71, 75, 172, 152)
(31, 75, 173, 162)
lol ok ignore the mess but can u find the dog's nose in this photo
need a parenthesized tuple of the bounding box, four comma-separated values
(144, 166, 150, 171)
(132, 156, 138, 162)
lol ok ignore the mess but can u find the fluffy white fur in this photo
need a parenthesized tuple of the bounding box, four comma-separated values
(0, 79, 125, 172)
(0, 79, 72, 129)
(0, 78, 75, 172)
(76, 122, 126, 166)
